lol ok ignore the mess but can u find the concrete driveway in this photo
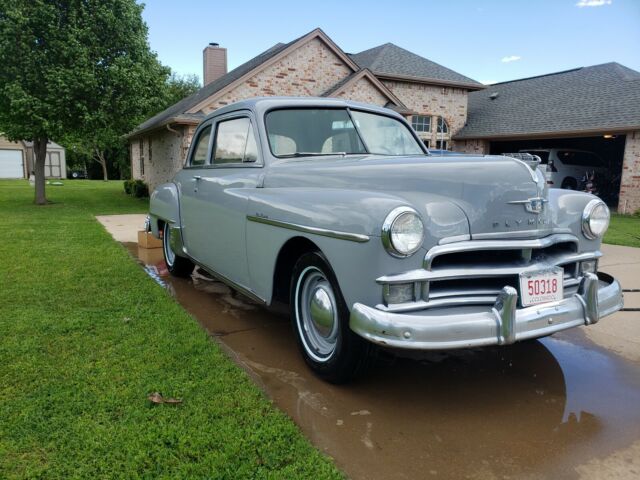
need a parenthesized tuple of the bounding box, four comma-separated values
(98, 214, 640, 480)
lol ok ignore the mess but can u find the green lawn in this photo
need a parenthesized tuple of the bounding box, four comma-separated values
(605, 213, 640, 248)
(0, 180, 341, 479)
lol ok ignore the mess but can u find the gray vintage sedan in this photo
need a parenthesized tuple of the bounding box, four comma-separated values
(149, 97, 623, 383)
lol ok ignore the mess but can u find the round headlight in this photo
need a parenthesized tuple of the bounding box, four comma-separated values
(582, 199, 610, 240)
(382, 207, 424, 257)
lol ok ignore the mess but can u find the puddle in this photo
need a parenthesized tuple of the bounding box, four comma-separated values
(125, 243, 640, 479)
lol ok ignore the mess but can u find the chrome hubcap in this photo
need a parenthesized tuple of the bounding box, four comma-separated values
(295, 267, 339, 362)
(163, 223, 175, 267)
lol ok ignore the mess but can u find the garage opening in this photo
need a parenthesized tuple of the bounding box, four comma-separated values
(489, 135, 625, 207)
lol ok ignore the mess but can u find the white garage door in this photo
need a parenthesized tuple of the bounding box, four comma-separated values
(0, 149, 24, 178)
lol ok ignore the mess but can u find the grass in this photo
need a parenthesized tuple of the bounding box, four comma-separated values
(604, 213, 640, 248)
(0, 180, 342, 479)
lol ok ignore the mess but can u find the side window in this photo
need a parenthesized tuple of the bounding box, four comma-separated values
(190, 125, 212, 166)
(213, 117, 258, 164)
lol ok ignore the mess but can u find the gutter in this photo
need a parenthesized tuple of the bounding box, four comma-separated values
(124, 116, 202, 140)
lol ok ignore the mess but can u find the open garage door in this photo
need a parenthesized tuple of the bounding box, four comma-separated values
(0, 149, 24, 178)
(489, 135, 625, 207)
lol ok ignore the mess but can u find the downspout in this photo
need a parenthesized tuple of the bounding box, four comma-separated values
(166, 123, 180, 135)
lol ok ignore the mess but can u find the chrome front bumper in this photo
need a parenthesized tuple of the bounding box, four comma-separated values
(350, 272, 623, 350)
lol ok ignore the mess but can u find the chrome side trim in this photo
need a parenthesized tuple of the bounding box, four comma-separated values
(423, 233, 578, 269)
(247, 215, 370, 243)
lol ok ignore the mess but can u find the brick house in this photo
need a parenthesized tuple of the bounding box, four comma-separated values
(127, 28, 483, 190)
(128, 28, 640, 213)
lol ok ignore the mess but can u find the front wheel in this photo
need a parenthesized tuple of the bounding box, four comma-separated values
(290, 252, 371, 383)
(162, 222, 194, 278)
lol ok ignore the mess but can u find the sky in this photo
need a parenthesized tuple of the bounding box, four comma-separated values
(141, 0, 640, 85)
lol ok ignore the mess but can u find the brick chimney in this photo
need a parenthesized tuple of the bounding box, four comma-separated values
(203, 43, 227, 86)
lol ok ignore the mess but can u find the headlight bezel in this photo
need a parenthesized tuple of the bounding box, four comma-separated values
(382, 206, 425, 258)
(582, 199, 610, 240)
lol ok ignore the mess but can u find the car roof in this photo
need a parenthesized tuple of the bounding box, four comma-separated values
(202, 96, 405, 122)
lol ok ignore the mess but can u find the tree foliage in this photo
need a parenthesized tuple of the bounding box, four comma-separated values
(0, 0, 170, 200)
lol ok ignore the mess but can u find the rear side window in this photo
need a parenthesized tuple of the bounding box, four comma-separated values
(558, 151, 603, 167)
(213, 117, 259, 164)
(190, 125, 212, 166)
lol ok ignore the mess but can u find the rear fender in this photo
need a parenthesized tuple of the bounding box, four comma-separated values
(149, 182, 180, 237)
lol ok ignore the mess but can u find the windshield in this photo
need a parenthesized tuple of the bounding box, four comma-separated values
(265, 108, 424, 157)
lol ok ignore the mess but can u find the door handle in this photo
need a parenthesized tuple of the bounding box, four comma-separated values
(193, 175, 202, 180)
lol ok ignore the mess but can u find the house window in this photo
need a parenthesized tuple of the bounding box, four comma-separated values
(435, 140, 449, 150)
(436, 117, 449, 134)
(138, 138, 144, 176)
(148, 138, 152, 165)
(422, 139, 430, 149)
(411, 115, 431, 133)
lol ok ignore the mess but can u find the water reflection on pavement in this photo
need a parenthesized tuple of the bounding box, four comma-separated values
(126, 243, 640, 480)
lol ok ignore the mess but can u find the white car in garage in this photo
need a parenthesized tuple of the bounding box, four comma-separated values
(519, 149, 608, 190)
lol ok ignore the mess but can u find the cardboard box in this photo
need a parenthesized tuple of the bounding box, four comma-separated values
(137, 230, 163, 249)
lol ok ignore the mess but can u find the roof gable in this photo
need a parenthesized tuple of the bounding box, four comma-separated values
(129, 28, 358, 137)
(321, 68, 409, 109)
(350, 43, 483, 90)
(456, 62, 640, 139)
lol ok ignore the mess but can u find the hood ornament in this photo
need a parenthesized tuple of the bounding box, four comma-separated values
(508, 197, 548, 214)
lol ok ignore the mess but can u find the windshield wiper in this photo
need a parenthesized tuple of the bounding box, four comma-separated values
(279, 152, 348, 158)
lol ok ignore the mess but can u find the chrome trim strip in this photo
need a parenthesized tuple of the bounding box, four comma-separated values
(437, 234, 471, 245)
(423, 233, 578, 269)
(471, 228, 572, 240)
(247, 215, 370, 243)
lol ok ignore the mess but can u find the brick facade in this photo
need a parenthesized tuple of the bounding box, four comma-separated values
(383, 80, 467, 148)
(618, 130, 640, 214)
(455, 138, 490, 155)
(200, 38, 352, 114)
(335, 77, 389, 106)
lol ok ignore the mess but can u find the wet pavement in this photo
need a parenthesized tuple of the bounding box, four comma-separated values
(121, 242, 640, 479)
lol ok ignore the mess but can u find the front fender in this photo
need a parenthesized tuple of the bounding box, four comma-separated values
(149, 182, 180, 237)
(548, 189, 603, 252)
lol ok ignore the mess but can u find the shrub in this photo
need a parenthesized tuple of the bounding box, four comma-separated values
(131, 179, 149, 198)
(123, 179, 148, 198)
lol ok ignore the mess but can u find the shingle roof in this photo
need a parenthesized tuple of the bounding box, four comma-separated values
(349, 43, 483, 89)
(128, 42, 291, 137)
(456, 62, 640, 139)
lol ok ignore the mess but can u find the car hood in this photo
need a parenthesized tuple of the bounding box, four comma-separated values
(265, 154, 552, 238)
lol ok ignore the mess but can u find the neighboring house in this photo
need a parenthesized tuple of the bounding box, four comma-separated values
(126, 28, 483, 190)
(0, 136, 67, 179)
(454, 63, 640, 213)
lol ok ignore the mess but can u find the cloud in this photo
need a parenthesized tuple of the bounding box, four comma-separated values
(576, 0, 612, 7)
(501, 55, 521, 63)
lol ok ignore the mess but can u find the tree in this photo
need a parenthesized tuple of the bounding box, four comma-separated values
(0, 0, 169, 201)
(160, 73, 201, 113)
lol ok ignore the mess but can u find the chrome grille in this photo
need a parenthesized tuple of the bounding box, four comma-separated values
(377, 233, 600, 312)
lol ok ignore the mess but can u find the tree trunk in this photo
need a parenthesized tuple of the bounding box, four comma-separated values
(33, 136, 48, 205)
(95, 148, 109, 181)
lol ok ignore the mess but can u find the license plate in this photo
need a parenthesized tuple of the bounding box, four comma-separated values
(519, 267, 564, 307)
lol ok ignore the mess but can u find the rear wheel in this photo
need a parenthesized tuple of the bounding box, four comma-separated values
(290, 252, 371, 383)
(162, 222, 194, 278)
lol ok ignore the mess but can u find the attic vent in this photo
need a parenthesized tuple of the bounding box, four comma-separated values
(489, 92, 499, 100)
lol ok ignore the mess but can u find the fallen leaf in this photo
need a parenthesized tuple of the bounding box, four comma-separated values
(147, 392, 183, 405)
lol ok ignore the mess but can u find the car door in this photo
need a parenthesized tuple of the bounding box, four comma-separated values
(175, 121, 214, 263)
(185, 112, 263, 289)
